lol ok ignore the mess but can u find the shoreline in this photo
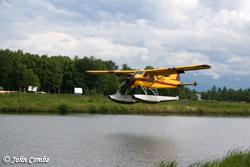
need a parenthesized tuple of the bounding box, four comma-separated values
(1, 110, 250, 117)
(0, 93, 250, 116)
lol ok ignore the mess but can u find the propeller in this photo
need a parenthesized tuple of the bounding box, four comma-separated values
(126, 73, 137, 87)
(119, 73, 137, 95)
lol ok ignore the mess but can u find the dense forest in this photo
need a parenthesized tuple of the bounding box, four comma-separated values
(0, 49, 120, 95)
(201, 86, 250, 102)
(0, 49, 249, 102)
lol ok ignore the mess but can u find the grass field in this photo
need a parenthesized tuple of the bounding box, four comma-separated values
(157, 150, 250, 167)
(0, 93, 250, 115)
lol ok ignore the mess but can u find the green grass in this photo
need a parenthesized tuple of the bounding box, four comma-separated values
(0, 93, 250, 115)
(157, 150, 250, 167)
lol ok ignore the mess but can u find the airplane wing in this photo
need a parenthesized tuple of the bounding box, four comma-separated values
(86, 70, 137, 75)
(144, 64, 211, 75)
(172, 64, 211, 72)
(86, 64, 211, 76)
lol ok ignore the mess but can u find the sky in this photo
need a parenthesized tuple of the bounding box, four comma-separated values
(0, 0, 250, 90)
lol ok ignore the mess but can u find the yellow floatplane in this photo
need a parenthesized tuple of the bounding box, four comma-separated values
(86, 64, 211, 104)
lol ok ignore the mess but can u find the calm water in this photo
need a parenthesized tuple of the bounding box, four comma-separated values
(0, 114, 250, 167)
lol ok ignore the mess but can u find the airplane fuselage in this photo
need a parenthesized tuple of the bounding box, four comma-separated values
(131, 73, 182, 89)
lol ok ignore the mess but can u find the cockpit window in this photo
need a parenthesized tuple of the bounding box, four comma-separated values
(135, 71, 144, 74)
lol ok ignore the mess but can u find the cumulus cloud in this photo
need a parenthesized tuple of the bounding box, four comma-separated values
(0, 0, 250, 89)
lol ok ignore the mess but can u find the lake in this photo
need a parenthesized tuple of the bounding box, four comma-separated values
(0, 114, 250, 167)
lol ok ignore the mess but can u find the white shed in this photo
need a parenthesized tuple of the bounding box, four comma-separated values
(74, 87, 83, 95)
(28, 86, 38, 93)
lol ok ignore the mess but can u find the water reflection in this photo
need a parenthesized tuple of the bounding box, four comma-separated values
(108, 133, 177, 167)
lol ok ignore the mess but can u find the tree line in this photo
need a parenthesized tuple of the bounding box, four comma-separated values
(0, 49, 249, 102)
(0, 49, 119, 94)
(201, 86, 250, 102)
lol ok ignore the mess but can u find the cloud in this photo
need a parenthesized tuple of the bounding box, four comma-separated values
(0, 0, 250, 89)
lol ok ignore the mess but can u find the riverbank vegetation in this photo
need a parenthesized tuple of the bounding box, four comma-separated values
(0, 93, 250, 116)
(157, 150, 250, 167)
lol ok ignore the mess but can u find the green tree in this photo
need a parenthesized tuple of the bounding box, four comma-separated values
(121, 64, 132, 70)
(22, 69, 40, 91)
(144, 66, 154, 70)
